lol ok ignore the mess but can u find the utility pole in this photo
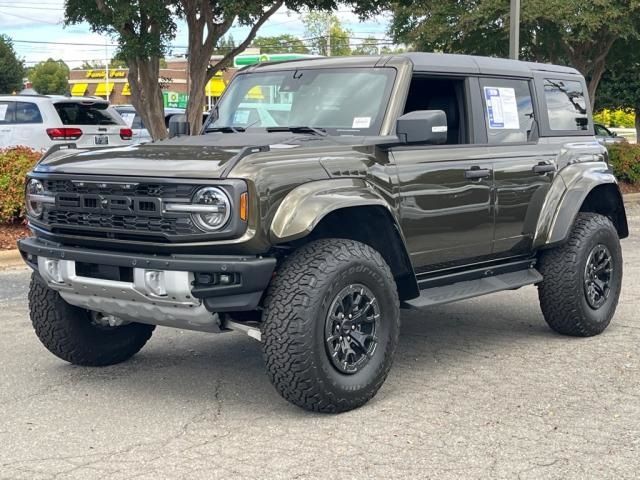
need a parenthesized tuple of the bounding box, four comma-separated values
(104, 38, 110, 101)
(509, 0, 521, 60)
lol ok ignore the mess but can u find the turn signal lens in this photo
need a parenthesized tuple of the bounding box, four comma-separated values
(239, 192, 248, 221)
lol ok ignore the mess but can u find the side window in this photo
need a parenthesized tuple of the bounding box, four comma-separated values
(480, 78, 535, 144)
(0, 101, 16, 124)
(403, 76, 468, 145)
(543, 79, 588, 131)
(15, 102, 43, 124)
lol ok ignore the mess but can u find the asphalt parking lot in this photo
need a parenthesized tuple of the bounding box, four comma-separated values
(1, 203, 638, 480)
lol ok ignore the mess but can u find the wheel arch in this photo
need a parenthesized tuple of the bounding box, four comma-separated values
(534, 163, 629, 248)
(270, 179, 419, 301)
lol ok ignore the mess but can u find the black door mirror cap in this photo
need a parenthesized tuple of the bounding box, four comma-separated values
(396, 110, 448, 145)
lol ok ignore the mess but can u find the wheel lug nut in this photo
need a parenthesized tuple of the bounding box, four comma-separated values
(351, 325, 355, 330)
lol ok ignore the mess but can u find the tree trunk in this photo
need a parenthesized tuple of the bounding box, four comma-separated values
(183, 1, 284, 135)
(635, 106, 640, 144)
(127, 58, 167, 141)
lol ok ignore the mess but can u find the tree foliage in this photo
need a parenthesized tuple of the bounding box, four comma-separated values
(29, 59, 70, 95)
(253, 34, 310, 53)
(389, 0, 640, 107)
(303, 11, 351, 56)
(0, 35, 25, 94)
(352, 36, 382, 56)
(595, 39, 640, 137)
(65, 0, 176, 140)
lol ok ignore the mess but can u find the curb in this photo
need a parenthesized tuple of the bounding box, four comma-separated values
(624, 192, 640, 204)
(0, 249, 24, 271)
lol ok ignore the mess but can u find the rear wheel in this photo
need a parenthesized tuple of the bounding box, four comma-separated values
(538, 213, 623, 337)
(29, 274, 155, 366)
(261, 239, 400, 413)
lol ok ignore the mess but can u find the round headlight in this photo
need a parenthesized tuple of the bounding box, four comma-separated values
(191, 187, 231, 232)
(26, 179, 45, 218)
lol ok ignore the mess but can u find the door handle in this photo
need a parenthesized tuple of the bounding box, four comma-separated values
(464, 167, 491, 180)
(532, 162, 556, 174)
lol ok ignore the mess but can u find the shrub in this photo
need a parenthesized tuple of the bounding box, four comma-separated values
(607, 143, 640, 185)
(0, 147, 42, 223)
(594, 109, 635, 128)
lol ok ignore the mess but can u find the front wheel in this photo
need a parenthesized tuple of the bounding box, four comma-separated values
(261, 239, 400, 413)
(29, 274, 155, 366)
(538, 213, 623, 337)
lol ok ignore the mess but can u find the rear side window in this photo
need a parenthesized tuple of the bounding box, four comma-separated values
(15, 102, 43, 124)
(0, 101, 16, 124)
(480, 78, 535, 144)
(543, 79, 589, 131)
(54, 102, 119, 126)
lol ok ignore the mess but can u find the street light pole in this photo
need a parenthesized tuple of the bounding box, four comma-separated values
(509, 0, 521, 60)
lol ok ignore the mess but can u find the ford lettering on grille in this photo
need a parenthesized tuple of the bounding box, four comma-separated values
(54, 193, 161, 216)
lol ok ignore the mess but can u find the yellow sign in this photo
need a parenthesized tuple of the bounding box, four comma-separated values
(205, 75, 226, 97)
(122, 83, 131, 96)
(86, 70, 127, 79)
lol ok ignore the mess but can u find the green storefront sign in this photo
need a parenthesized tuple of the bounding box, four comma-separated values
(163, 91, 188, 109)
(233, 53, 317, 67)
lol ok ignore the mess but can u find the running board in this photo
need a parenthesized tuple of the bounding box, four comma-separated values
(402, 268, 543, 309)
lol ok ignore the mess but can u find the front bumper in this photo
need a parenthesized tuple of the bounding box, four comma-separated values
(18, 237, 276, 333)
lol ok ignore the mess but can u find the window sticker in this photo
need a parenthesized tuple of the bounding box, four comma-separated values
(0, 104, 7, 121)
(233, 109, 251, 124)
(484, 87, 520, 130)
(352, 117, 371, 129)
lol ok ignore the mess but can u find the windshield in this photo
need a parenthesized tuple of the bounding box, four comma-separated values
(208, 68, 396, 135)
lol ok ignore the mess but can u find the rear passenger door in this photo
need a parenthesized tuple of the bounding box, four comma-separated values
(479, 77, 555, 256)
(12, 101, 47, 150)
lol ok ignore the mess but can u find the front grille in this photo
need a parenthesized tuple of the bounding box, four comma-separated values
(40, 179, 202, 241)
(44, 179, 197, 198)
(43, 211, 198, 235)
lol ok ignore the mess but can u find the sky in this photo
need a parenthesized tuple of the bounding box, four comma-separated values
(0, 1, 392, 69)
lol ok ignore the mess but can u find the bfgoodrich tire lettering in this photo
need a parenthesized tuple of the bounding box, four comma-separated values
(261, 239, 400, 413)
(538, 213, 623, 337)
(29, 273, 155, 366)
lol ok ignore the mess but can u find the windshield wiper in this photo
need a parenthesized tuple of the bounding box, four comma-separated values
(266, 126, 328, 137)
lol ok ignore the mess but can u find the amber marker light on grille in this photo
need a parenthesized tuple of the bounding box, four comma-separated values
(240, 192, 248, 221)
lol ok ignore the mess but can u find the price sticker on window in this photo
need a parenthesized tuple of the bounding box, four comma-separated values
(484, 87, 520, 130)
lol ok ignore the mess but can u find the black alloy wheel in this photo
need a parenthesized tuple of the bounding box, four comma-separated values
(324, 284, 380, 374)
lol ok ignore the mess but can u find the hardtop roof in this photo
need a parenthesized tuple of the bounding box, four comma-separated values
(246, 52, 581, 78)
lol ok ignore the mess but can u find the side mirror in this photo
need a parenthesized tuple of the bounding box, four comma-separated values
(396, 110, 448, 145)
(168, 114, 190, 138)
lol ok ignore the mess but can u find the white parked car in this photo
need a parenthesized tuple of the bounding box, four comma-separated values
(0, 95, 133, 151)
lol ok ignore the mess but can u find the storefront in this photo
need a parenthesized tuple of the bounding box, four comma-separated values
(67, 53, 316, 109)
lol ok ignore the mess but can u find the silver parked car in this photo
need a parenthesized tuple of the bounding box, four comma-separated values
(595, 123, 627, 145)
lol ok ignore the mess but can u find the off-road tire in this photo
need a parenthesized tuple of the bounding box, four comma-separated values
(262, 239, 400, 413)
(538, 213, 623, 337)
(29, 274, 155, 366)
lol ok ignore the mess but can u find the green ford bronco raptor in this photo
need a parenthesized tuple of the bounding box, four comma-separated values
(18, 53, 629, 413)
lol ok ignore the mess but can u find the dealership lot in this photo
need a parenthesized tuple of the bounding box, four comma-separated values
(1, 202, 638, 480)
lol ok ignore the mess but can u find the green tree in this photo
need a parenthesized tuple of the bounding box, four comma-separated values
(303, 11, 351, 56)
(351, 36, 381, 56)
(389, 0, 640, 108)
(214, 35, 236, 54)
(596, 40, 640, 139)
(66, 0, 176, 141)
(29, 59, 70, 95)
(253, 34, 310, 53)
(0, 35, 25, 94)
(66, 1, 386, 136)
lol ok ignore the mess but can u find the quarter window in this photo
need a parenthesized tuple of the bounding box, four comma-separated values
(543, 79, 589, 131)
(480, 78, 535, 144)
(15, 102, 43, 124)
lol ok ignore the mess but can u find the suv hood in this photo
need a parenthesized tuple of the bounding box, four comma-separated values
(34, 132, 372, 179)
